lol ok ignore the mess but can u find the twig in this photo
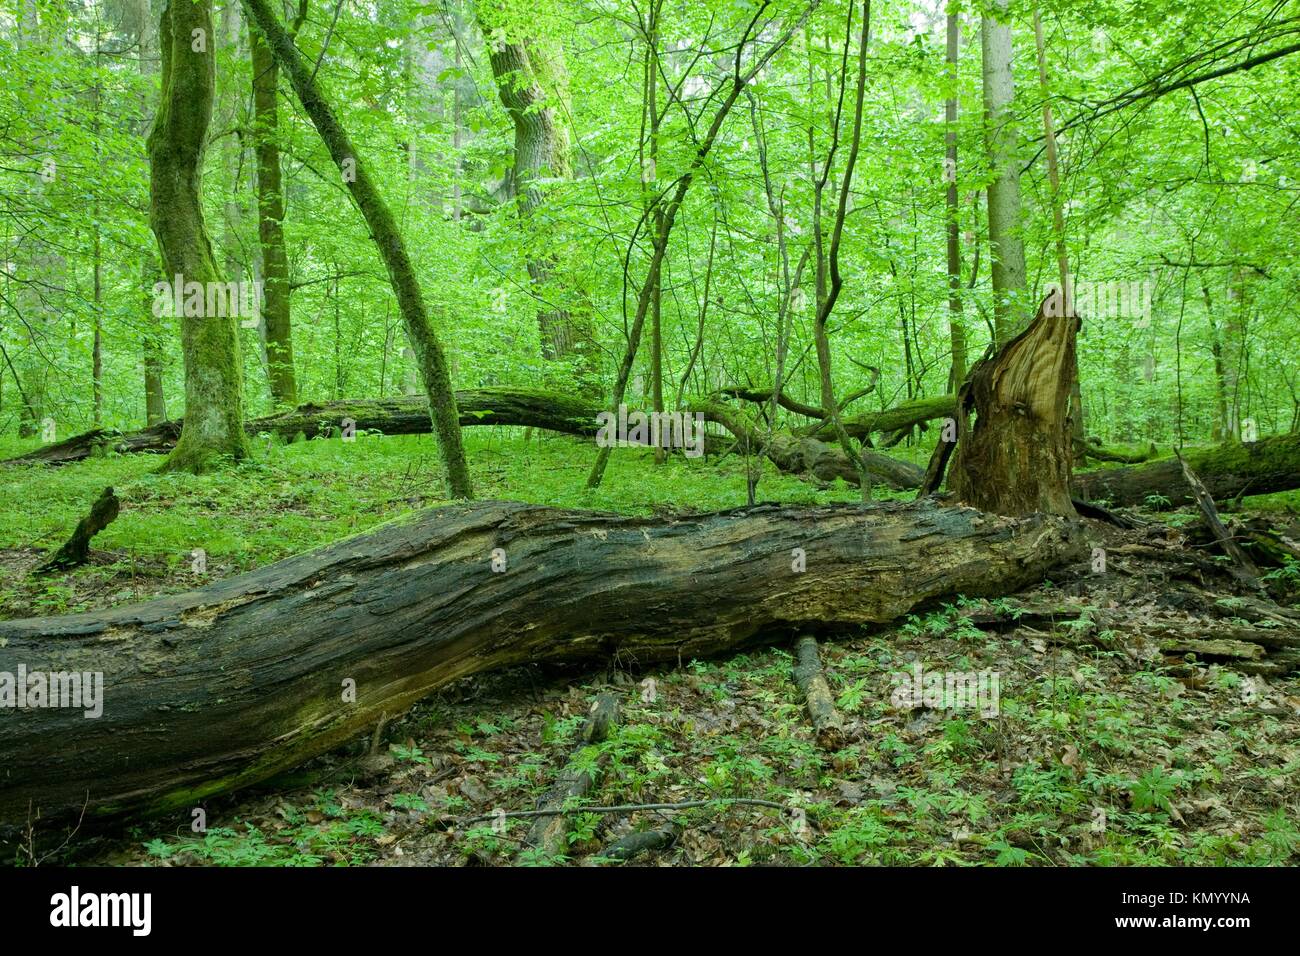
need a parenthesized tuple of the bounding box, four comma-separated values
(464, 797, 790, 825)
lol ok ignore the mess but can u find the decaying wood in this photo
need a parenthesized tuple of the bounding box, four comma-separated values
(1157, 636, 1265, 661)
(524, 693, 621, 860)
(698, 401, 924, 489)
(0, 498, 1079, 833)
(3, 389, 601, 466)
(1073, 433, 1300, 509)
(35, 487, 121, 574)
(1175, 449, 1263, 591)
(1081, 437, 1157, 464)
(597, 824, 680, 863)
(953, 596, 1300, 669)
(791, 635, 846, 749)
(948, 298, 1080, 518)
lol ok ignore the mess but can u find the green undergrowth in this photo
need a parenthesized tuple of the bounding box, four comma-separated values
(120, 597, 1298, 867)
(0, 428, 909, 618)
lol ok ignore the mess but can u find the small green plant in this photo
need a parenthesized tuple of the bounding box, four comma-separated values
(1129, 766, 1180, 813)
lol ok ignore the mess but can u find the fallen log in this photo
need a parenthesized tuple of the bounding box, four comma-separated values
(791, 635, 846, 749)
(0, 498, 1080, 834)
(524, 692, 621, 860)
(696, 401, 924, 490)
(596, 824, 680, 863)
(1081, 437, 1158, 464)
(1073, 433, 1300, 509)
(3, 388, 602, 466)
(6, 390, 927, 491)
(813, 393, 956, 442)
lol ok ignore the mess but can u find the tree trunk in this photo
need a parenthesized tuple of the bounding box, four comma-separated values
(479, 14, 595, 379)
(240, 0, 472, 498)
(947, 297, 1080, 517)
(943, 4, 968, 391)
(249, 24, 297, 407)
(980, 0, 1027, 345)
(147, 0, 251, 472)
(1074, 433, 1300, 509)
(0, 498, 1080, 832)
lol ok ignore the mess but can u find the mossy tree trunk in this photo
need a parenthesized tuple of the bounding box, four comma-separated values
(1073, 432, 1300, 509)
(147, 0, 251, 472)
(241, 0, 472, 498)
(479, 6, 596, 383)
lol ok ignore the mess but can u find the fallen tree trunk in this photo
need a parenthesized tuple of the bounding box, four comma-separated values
(813, 393, 956, 442)
(523, 692, 620, 860)
(4, 389, 603, 466)
(698, 402, 924, 490)
(792, 635, 846, 749)
(0, 498, 1079, 833)
(1081, 437, 1157, 464)
(5, 391, 926, 494)
(1073, 433, 1300, 509)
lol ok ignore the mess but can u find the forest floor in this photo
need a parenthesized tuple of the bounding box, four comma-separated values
(2, 429, 1298, 866)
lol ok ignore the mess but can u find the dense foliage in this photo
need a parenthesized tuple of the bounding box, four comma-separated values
(2, 0, 1296, 449)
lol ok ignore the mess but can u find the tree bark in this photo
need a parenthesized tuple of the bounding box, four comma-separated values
(0, 498, 1080, 832)
(249, 22, 297, 407)
(479, 10, 595, 380)
(947, 297, 1080, 517)
(980, 0, 1027, 345)
(148, 0, 251, 472)
(1073, 433, 1300, 509)
(240, 0, 473, 498)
